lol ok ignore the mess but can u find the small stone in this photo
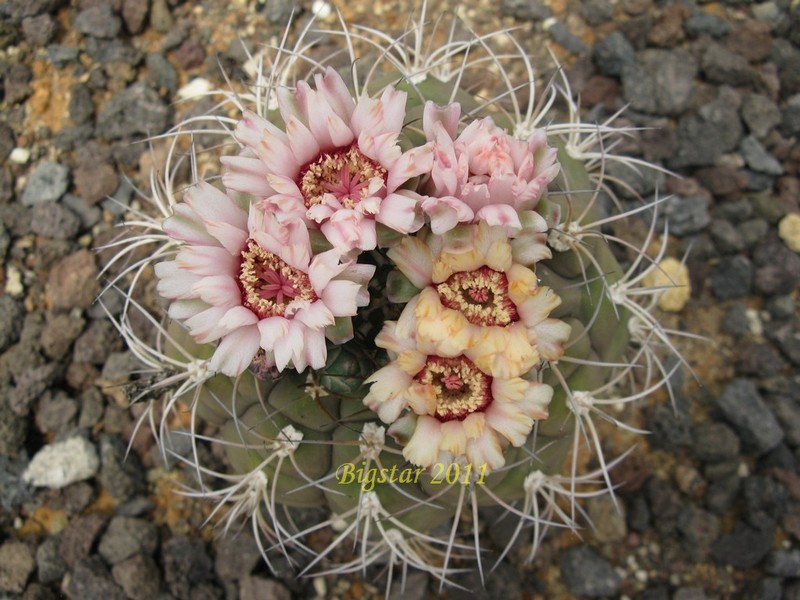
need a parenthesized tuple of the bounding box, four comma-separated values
(715, 379, 784, 455)
(0, 541, 35, 593)
(545, 21, 587, 55)
(782, 95, 800, 136)
(47, 44, 80, 66)
(146, 52, 177, 94)
(741, 94, 782, 139)
(581, 0, 614, 25)
(778, 213, 800, 252)
(592, 31, 635, 77)
(112, 554, 161, 600)
(35, 391, 78, 434)
(21, 160, 70, 206)
(98, 516, 159, 564)
(647, 4, 688, 47)
(702, 43, 755, 86)
(74, 5, 121, 39)
(240, 576, 291, 600)
(149, 0, 174, 33)
(771, 319, 800, 367)
(214, 533, 261, 580)
(163, 535, 213, 600)
(501, 0, 551, 19)
(62, 194, 101, 229)
(693, 422, 740, 463)
(744, 475, 788, 531)
(0, 401, 28, 456)
(98, 434, 145, 501)
(671, 88, 743, 168)
(74, 163, 119, 205)
(121, 0, 149, 34)
(709, 255, 753, 300)
(78, 387, 105, 429)
(765, 549, 800, 577)
(171, 37, 206, 70)
(68, 83, 94, 126)
(738, 218, 769, 249)
(711, 525, 773, 568)
(741, 136, 783, 175)
(36, 537, 66, 584)
(587, 494, 627, 542)
(622, 49, 697, 115)
(0, 296, 24, 353)
(684, 13, 731, 38)
(641, 257, 690, 312)
(46, 249, 100, 311)
(74, 321, 123, 365)
(262, 0, 296, 24)
(30, 202, 81, 240)
(64, 556, 127, 600)
(659, 195, 711, 237)
(23, 436, 99, 488)
(765, 294, 795, 321)
(9, 147, 28, 164)
(560, 546, 621, 597)
(738, 342, 788, 377)
(677, 506, 721, 562)
(22, 14, 55, 46)
(97, 82, 172, 140)
(59, 514, 108, 569)
(710, 219, 745, 253)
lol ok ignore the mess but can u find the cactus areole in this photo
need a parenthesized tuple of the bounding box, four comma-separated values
(111, 7, 679, 589)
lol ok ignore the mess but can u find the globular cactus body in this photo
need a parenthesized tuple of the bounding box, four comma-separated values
(107, 4, 682, 587)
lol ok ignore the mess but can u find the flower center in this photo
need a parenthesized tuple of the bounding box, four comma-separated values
(436, 266, 519, 327)
(238, 239, 317, 319)
(415, 356, 493, 422)
(298, 145, 387, 209)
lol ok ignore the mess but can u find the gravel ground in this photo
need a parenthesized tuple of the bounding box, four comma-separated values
(1, 0, 800, 599)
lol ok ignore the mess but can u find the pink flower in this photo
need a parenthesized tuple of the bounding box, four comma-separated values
(155, 181, 374, 376)
(421, 101, 561, 235)
(363, 308, 553, 472)
(388, 222, 571, 379)
(221, 68, 433, 253)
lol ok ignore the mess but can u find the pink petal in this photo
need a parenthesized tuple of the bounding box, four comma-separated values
(205, 221, 248, 255)
(375, 191, 422, 234)
(308, 249, 347, 290)
(220, 155, 274, 198)
(285, 116, 321, 167)
(423, 101, 461, 140)
(186, 306, 229, 343)
(154, 261, 202, 300)
(403, 415, 443, 467)
(421, 195, 474, 235)
(321, 280, 361, 317)
(234, 110, 270, 149)
(386, 237, 433, 289)
(175, 246, 240, 277)
(258, 317, 288, 348)
(294, 301, 335, 329)
(386, 145, 433, 192)
(209, 325, 261, 376)
(185, 181, 248, 232)
(474, 204, 522, 236)
(303, 328, 327, 370)
(219, 305, 259, 331)
(163, 204, 219, 247)
(190, 275, 241, 307)
(316, 68, 355, 122)
(167, 299, 207, 320)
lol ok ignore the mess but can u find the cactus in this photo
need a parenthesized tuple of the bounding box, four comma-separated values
(103, 3, 685, 590)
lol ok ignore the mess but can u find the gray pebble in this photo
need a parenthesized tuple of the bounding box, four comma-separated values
(74, 5, 122, 39)
(0, 296, 24, 353)
(709, 218, 744, 254)
(36, 536, 66, 584)
(658, 195, 711, 237)
(61, 194, 101, 229)
(21, 160, 70, 206)
(501, 0, 551, 20)
(765, 549, 800, 577)
(671, 88, 743, 168)
(46, 44, 79, 66)
(684, 13, 731, 38)
(741, 93, 782, 139)
(97, 82, 172, 139)
(21, 13, 55, 46)
(702, 43, 755, 86)
(547, 22, 588, 55)
(711, 524, 773, 568)
(581, 0, 614, 25)
(743, 475, 788, 531)
(112, 554, 162, 600)
(30, 202, 81, 239)
(715, 379, 784, 454)
(64, 556, 127, 600)
(677, 506, 721, 562)
(693, 422, 740, 462)
(560, 546, 621, 597)
(622, 49, 697, 116)
(0, 540, 35, 594)
(162, 535, 214, 600)
(740, 135, 783, 175)
(710, 255, 753, 300)
(99, 434, 145, 501)
(98, 516, 159, 564)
